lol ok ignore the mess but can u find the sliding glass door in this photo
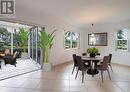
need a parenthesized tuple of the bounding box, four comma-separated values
(37, 27, 41, 64)
(29, 26, 42, 65)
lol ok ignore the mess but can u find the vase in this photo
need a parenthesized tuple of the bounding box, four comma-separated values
(90, 53, 96, 57)
(43, 63, 52, 72)
(21, 52, 29, 59)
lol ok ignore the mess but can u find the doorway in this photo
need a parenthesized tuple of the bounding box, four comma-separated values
(0, 21, 42, 80)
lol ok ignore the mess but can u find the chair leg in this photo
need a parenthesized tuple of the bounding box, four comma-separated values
(0, 61, 1, 69)
(72, 66, 75, 74)
(109, 64, 113, 72)
(14, 64, 16, 67)
(107, 69, 111, 80)
(82, 71, 84, 83)
(92, 69, 94, 77)
(75, 69, 79, 79)
(76, 67, 78, 70)
(101, 71, 103, 83)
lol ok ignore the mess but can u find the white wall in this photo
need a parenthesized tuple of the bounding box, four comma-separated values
(49, 29, 85, 65)
(2, 6, 130, 66)
(85, 21, 130, 66)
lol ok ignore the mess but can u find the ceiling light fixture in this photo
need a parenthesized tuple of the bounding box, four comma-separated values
(90, 23, 95, 37)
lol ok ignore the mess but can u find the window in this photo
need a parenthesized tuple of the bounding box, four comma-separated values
(64, 31, 79, 49)
(116, 29, 128, 51)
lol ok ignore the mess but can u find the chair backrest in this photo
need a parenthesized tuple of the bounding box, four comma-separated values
(96, 53, 100, 56)
(72, 54, 78, 66)
(82, 53, 87, 56)
(109, 54, 112, 63)
(76, 56, 86, 71)
(101, 56, 110, 70)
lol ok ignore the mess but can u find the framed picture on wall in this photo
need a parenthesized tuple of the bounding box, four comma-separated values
(116, 29, 128, 51)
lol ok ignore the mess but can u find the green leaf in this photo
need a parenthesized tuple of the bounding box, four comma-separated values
(18, 28, 29, 52)
(39, 28, 56, 63)
(86, 47, 99, 54)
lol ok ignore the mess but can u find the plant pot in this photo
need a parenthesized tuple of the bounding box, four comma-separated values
(90, 53, 96, 57)
(43, 63, 52, 72)
(21, 52, 29, 59)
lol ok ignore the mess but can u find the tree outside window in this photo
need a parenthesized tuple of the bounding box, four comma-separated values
(116, 29, 128, 51)
(64, 31, 79, 49)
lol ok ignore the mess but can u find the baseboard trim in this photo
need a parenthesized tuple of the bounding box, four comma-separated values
(53, 60, 72, 67)
(112, 63, 130, 68)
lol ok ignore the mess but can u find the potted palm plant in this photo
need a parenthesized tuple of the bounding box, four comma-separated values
(86, 47, 99, 57)
(39, 28, 56, 71)
(18, 28, 29, 59)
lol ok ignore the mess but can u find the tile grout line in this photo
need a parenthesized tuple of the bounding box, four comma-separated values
(69, 73, 70, 92)
(112, 81, 126, 92)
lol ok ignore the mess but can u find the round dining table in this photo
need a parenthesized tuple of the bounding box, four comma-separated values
(82, 56, 103, 77)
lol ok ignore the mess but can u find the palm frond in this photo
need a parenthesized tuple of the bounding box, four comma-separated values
(39, 28, 56, 63)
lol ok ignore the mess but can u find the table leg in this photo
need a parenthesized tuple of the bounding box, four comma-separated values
(0, 61, 1, 69)
(87, 60, 99, 76)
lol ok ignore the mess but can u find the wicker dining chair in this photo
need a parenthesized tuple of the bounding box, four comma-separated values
(4, 51, 18, 67)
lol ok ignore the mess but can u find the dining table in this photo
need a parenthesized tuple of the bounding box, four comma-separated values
(82, 56, 103, 77)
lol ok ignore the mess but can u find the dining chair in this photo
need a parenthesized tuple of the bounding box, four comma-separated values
(108, 54, 113, 72)
(82, 53, 91, 66)
(96, 53, 101, 56)
(100, 54, 113, 72)
(72, 54, 78, 74)
(82, 53, 87, 56)
(75, 55, 91, 83)
(95, 56, 111, 83)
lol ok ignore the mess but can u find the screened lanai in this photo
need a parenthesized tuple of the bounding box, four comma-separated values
(0, 21, 42, 80)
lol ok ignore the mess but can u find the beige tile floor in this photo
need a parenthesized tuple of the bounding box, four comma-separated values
(0, 62, 130, 92)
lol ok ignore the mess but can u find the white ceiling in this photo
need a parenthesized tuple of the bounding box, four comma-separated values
(16, 0, 130, 29)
